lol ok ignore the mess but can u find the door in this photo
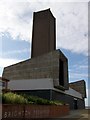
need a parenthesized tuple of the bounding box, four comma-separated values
(74, 99, 78, 109)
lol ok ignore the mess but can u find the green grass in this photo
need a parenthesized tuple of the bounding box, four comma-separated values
(2, 92, 65, 105)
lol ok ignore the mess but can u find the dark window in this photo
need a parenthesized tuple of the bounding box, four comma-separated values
(2, 82, 5, 87)
(59, 59, 64, 86)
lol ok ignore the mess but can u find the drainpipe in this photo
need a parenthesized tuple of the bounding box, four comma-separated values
(50, 89, 52, 100)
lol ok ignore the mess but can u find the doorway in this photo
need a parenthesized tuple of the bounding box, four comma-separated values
(74, 99, 78, 109)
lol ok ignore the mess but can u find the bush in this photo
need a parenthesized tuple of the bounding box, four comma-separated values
(22, 94, 63, 105)
(22, 94, 52, 105)
(2, 92, 28, 104)
(2, 92, 65, 105)
(50, 100, 63, 105)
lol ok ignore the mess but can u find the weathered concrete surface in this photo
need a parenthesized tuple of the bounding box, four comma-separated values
(70, 80, 87, 98)
(2, 50, 69, 90)
(31, 9, 56, 58)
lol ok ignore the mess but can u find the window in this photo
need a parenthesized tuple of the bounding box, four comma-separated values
(59, 59, 64, 86)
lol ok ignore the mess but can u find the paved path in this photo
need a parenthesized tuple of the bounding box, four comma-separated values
(59, 109, 89, 119)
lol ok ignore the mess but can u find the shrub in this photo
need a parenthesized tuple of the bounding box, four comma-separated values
(2, 92, 28, 104)
(21, 94, 63, 105)
(2, 92, 65, 105)
(50, 100, 63, 105)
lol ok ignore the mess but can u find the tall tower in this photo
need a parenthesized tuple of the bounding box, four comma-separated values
(31, 9, 56, 58)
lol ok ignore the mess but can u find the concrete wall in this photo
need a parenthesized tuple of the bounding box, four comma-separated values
(52, 90, 85, 109)
(31, 9, 56, 58)
(14, 90, 51, 100)
(2, 104, 69, 119)
(3, 50, 69, 90)
(58, 50, 69, 89)
(65, 87, 82, 99)
(69, 80, 86, 98)
(3, 50, 59, 81)
(8, 78, 54, 90)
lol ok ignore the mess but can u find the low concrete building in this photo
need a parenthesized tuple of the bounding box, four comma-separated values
(2, 50, 86, 109)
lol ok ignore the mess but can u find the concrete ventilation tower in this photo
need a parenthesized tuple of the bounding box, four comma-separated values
(31, 9, 56, 58)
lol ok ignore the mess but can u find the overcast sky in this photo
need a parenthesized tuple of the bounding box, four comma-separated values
(0, 0, 89, 106)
